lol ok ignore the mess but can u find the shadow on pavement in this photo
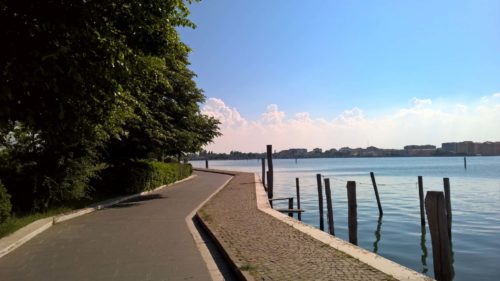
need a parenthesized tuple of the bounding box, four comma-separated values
(124, 194, 166, 203)
(106, 194, 167, 209)
(191, 216, 238, 281)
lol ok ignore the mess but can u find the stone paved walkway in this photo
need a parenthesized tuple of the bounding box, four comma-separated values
(199, 172, 396, 280)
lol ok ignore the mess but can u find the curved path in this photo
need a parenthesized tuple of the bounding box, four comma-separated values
(0, 171, 232, 281)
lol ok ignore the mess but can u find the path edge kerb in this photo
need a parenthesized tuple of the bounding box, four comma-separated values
(253, 173, 434, 281)
(193, 168, 255, 281)
(0, 174, 198, 259)
(185, 171, 233, 281)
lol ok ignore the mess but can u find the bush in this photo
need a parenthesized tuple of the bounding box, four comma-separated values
(0, 180, 12, 223)
(99, 161, 192, 195)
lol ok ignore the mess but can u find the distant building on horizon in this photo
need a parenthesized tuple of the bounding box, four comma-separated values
(441, 141, 500, 156)
(403, 144, 436, 156)
(442, 142, 458, 153)
(275, 148, 307, 158)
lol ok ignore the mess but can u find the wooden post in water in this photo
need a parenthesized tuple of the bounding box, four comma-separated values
(443, 178, 452, 239)
(205, 159, 208, 169)
(370, 172, 383, 216)
(418, 176, 426, 226)
(261, 158, 266, 187)
(464, 157, 467, 169)
(347, 181, 358, 245)
(296, 178, 301, 221)
(266, 145, 274, 199)
(288, 198, 294, 217)
(425, 191, 453, 281)
(324, 178, 335, 236)
(316, 174, 324, 231)
(266, 171, 272, 206)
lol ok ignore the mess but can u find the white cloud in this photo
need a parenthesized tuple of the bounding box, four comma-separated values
(480, 92, 500, 103)
(201, 98, 247, 128)
(411, 97, 432, 108)
(454, 104, 468, 114)
(261, 104, 285, 124)
(293, 112, 311, 122)
(338, 107, 365, 122)
(201, 96, 500, 153)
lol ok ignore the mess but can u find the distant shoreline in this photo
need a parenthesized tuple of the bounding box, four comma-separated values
(191, 141, 500, 160)
(190, 154, 497, 161)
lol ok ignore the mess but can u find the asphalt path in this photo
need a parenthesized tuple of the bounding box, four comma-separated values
(0, 171, 232, 281)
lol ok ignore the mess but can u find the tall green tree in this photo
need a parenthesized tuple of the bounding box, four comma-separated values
(0, 0, 219, 212)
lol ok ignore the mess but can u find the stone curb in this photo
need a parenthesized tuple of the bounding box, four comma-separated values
(192, 169, 255, 281)
(0, 217, 53, 259)
(185, 175, 233, 281)
(193, 167, 238, 176)
(253, 173, 434, 281)
(195, 214, 255, 281)
(0, 174, 197, 259)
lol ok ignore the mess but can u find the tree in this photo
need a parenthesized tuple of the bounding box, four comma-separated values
(0, 0, 218, 212)
(103, 51, 220, 163)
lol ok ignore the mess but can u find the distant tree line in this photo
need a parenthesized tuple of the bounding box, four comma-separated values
(0, 0, 219, 216)
(190, 146, 471, 161)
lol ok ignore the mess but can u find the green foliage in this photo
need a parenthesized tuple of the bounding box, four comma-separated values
(0, 180, 12, 223)
(100, 161, 192, 195)
(0, 0, 218, 213)
(0, 206, 72, 238)
(104, 50, 221, 164)
(0, 124, 103, 212)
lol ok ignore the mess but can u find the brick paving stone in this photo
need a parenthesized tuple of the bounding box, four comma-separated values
(200, 172, 396, 281)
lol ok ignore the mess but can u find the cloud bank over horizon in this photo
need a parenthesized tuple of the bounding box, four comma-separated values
(201, 94, 500, 153)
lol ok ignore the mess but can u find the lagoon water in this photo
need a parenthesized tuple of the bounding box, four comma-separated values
(191, 156, 500, 280)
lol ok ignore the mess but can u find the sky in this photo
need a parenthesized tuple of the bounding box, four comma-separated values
(179, 0, 500, 153)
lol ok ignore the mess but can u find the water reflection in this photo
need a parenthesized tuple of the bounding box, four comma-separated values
(372, 216, 382, 253)
(450, 239, 456, 280)
(420, 224, 429, 274)
(421, 224, 456, 280)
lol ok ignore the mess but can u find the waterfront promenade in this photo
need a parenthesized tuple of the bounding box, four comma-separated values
(0, 171, 232, 281)
(198, 170, 431, 280)
(1, 168, 432, 280)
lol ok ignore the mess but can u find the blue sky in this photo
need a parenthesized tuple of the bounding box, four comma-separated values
(180, 1, 500, 152)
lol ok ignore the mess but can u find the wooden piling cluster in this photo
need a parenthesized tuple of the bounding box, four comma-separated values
(298, 172, 455, 281)
(425, 191, 453, 281)
(264, 145, 304, 218)
(303, 174, 376, 245)
(260, 146, 455, 281)
(416, 175, 454, 281)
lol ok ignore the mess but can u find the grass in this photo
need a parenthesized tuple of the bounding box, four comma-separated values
(240, 263, 258, 272)
(0, 165, 193, 239)
(0, 206, 72, 238)
(0, 191, 129, 238)
(198, 208, 212, 222)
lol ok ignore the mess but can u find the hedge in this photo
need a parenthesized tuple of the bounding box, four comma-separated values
(0, 180, 12, 223)
(100, 161, 192, 195)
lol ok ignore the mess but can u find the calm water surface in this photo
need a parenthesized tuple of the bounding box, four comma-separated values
(191, 157, 500, 281)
